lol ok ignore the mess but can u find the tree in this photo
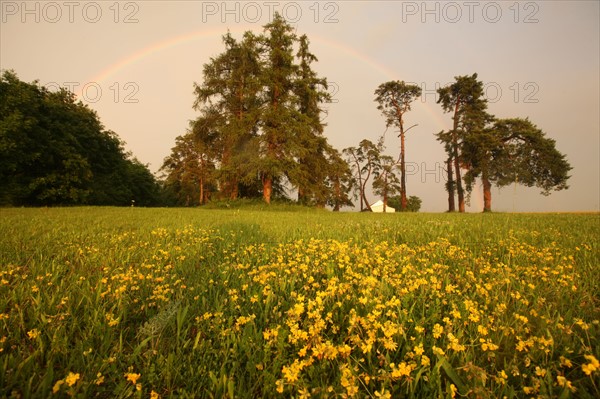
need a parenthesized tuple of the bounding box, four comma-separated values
(343, 138, 384, 211)
(324, 147, 354, 211)
(194, 31, 263, 200)
(160, 116, 219, 206)
(374, 81, 422, 211)
(372, 154, 401, 213)
(436, 73, 493, 212)
(406, 195, 422, 212)
(190, 15, 332, 205)
(291, 34, 332, 206)
(256, 13, 304, 204)
(463, 118, 571, 211)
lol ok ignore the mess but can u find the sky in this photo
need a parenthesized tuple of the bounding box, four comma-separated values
(1, 0, 599, 212)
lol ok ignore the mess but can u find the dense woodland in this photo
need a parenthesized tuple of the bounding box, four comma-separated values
(0, 70, 162, 206)
(0, 15, 571, 211)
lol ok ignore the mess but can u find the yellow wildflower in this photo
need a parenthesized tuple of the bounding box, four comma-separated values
(582, 354, 599, 375)
(449, 383, 458, 398)
(65, 372, 80, 386)
(276, 379, 285, 393)
(432, 345, 445, 356)
(150, 391, 160, 399)
(495, 370, 508, 384)
(95, 372, 105, 385)
(125, 372, 141, 385)
(557, 376, 576, 392)
(52, 380, 64, 393)
(559, 356, 573, 368)
(27, 329, 40, 340)
(390, 362, 414, 378)
(413, 343, 424, 356)
(374, 388, 391, 398)
(432, 323, 443, 339)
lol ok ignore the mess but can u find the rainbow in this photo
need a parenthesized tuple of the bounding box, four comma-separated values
(86, 27, 247, 84)
(84, 28, 479, 208)
(84, 28, 447, 128)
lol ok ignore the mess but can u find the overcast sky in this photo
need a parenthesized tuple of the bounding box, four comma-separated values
(2, 1, 598, 212)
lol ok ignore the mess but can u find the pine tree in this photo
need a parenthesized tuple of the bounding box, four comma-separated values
(257, 13, 303, 204)
(324, 146, 354, 211)
(436, 73, 493, 212)
(189, 15, 336, 205)
(292, 34, 332, 205)
(374, 81, 421, 211)
(463, 118, 571, 211)
(193, 31, 262, 199)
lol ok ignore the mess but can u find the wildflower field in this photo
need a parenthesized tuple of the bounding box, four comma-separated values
(1, 207, 598, 398)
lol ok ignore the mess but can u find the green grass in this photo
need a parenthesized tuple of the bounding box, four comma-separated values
(1, 207, 599, 398)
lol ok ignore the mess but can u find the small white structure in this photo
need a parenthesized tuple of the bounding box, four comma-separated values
(370, 200, 395, 213)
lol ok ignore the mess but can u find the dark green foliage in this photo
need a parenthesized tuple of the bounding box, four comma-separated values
(0, 70, 162, 206)
(324, 147, 354, 211)
(463, 118, 571, 210)
(436, 74, 571, 212)
(169, 13, 352, 208)
(389, 195, 422, 212)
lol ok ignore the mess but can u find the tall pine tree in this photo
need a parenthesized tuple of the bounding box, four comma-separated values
(436, 73, 492, 212)
(374, 81, 421, 211)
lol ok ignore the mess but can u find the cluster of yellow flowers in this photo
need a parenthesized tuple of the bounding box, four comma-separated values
(202, 235, 598, 397)
(2, 222, 598, 397)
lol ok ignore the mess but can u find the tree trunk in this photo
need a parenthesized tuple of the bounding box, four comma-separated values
(199, 176, 204, 205)
(452, 145, 464, 212)
(482, 172, 492, 212)
(262, 176, 272, 204)
(451, 98, 465, 212)
(395, 104, 408, 211)
(400, 131, 407, 211)
(333, 179, 341, 211)
(385, 171, 390, 212)
(297, 187, 305, 203)
(230, 180, 238, 200)
(221, 146, 236, 200)
(352, 156, 364, 211)
(447, 156, 455, 212)
(361, 180, 371, 211)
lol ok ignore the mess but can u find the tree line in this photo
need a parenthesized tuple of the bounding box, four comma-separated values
(345, 75, 571, 212)
(163, 15, 570, 212)
(1, 15, 570, 210)
(0, 70, 162, 206)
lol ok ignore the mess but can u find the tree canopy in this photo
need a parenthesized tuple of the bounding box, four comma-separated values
(0, 70, 162, 206)
(163, 13, 352, 208)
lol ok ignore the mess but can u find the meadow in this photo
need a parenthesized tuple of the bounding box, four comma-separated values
(0, 206, 598, 398)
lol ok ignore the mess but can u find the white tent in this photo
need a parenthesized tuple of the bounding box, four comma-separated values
(370, 200, 395, 213)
